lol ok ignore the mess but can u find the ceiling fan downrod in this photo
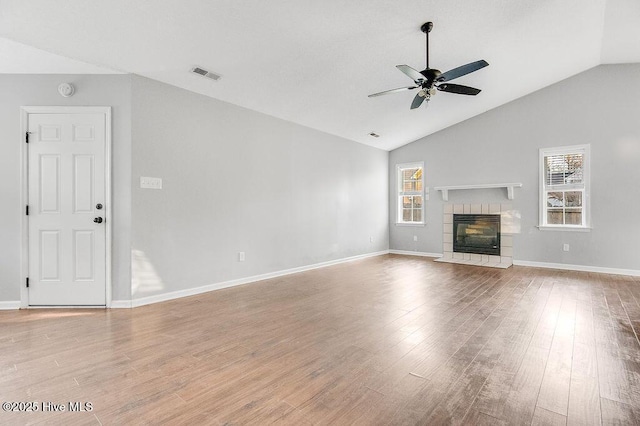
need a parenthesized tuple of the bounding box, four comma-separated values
(421, 21, 433, 69)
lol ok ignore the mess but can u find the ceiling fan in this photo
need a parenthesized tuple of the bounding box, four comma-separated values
(368, 22, 489, 109)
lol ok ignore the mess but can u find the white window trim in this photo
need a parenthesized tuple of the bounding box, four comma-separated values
(396, 161, 425, 226)
(537, 225, 593, 232)
(538, 144, 591, 231)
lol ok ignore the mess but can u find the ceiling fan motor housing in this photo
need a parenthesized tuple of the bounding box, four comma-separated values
(420, 68, 441, 85)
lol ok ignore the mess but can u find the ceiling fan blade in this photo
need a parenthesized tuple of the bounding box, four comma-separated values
(410, 92, 428, 109)
(368, 86, 418, 98)
(437, 83, 481, 95)
(437, 60, 489, 82)
(396, 65, 425, 82)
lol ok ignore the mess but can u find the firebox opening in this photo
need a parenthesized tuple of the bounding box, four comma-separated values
(453, 214, 501, 256)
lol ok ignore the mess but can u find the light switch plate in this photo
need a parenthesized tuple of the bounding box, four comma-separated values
(140, 176, 162, 189)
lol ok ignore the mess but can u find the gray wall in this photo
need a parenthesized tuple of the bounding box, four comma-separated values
(0, 74, 132, 302)
(390, 64, 640, 271)
(0, 73, 388, 304)
(130, 76, 389, 299)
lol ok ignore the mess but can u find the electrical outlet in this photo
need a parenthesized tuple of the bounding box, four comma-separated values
(563, 244, 570, 252)
(369, 236, 373, 243)
(140, 176, 162, 189)
(238, 251, 245, 262)
(413, 235, 418, 242)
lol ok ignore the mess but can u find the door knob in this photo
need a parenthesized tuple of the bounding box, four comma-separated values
(93, 217, 103, 224)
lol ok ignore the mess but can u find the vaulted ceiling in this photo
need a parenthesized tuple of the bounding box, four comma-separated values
(1, 0, 638, 150)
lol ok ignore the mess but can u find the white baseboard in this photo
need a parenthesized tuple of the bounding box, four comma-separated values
(513, 260, 640, 277)
(0, 301, 21, 310)
(12, 252, 637, 312)
(127, 250, 390, 308)
(389, 250, 441, 258)
(388, 251, 640, 277)
(110, 300, 133, 309)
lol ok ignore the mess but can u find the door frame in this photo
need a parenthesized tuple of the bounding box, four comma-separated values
(20, 106, 113, 308)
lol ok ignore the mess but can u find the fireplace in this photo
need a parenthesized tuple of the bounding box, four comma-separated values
(453, 214, 501, 256)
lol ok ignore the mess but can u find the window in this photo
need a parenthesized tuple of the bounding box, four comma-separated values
(539, 145, 590, 229)
(397, 162, 424, 224)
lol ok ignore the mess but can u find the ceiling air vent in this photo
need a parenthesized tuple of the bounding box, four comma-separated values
(190, 67, 222, 81)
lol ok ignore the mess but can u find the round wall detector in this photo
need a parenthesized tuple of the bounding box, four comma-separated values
(57, 83, 75, 97)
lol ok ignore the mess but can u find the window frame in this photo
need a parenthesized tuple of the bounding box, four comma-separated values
(396, 162, 425, 226)
(538, 144, 591, 231)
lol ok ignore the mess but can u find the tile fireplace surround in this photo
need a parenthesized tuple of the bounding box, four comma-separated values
(435, 203, 513, 269)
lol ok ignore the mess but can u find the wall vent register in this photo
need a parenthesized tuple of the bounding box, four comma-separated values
(190, 66, 222, 81)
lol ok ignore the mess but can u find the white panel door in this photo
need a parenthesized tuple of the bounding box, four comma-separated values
(28, 113, 106, 305)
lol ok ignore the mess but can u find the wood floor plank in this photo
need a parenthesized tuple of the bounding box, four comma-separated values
(462, 409, 507, 426)
(531, 406, 568, 426)
(567, 287, 601, 426)
(600, 397, 638, 425)
(0, 255, 639, 424)
(592, 275, 640, 408)
(536, 294, 576, 416)
(501, 343, 550, 424)
(567, 374, 600, 426)
(464, 274, 552, 421)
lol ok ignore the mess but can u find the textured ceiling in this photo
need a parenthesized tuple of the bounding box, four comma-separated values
(1, 0, 638, 150)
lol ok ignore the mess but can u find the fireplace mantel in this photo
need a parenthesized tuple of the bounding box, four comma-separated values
(434, 183, 523, 201)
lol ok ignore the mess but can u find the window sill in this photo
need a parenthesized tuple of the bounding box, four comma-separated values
(395, 222, 425, 227)
(537, 225, 592, 232)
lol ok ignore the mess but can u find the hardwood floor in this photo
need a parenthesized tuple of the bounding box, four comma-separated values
(1, 254, 639, 425)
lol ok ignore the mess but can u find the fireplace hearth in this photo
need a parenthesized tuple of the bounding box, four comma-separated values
(453, 214, 501, 256)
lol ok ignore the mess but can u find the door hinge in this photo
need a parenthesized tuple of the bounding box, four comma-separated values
(26, 277, 29, 288)
(26, 131, 32, 143)
(25, 205, 29, 216)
